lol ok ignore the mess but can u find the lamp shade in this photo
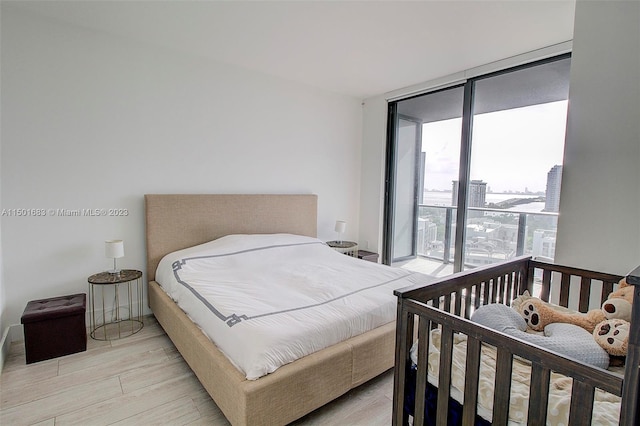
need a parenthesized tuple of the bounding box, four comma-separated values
(334, 220, 347, 234)
(105, 240, 124, 259)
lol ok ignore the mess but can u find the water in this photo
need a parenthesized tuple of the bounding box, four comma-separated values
(422, 191, 545, 212)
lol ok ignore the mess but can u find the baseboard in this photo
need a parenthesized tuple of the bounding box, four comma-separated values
(0, 304, 140, 372)
(0, 323, 22, 373)
(0, 326, 9, 373)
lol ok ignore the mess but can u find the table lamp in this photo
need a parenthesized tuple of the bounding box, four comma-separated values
(105, 240, 124, 274)
(335, 220, 346, 243)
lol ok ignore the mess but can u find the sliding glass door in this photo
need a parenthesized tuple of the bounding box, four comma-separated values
(385, 54, 571, 273)
(389, 116, 421, 262)
(464, 60, 570, 268)
(385, 86, 464, 265)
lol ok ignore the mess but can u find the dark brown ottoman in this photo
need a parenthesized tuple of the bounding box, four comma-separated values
(21, 293, 87, 364)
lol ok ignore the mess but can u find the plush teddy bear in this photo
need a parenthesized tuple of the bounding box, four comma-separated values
(593, 318, 629, 357)
(517, 278, 633, 356)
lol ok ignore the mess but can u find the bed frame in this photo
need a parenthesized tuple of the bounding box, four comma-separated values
(393, 256, 640, 426)
(145, 194, 395, 425)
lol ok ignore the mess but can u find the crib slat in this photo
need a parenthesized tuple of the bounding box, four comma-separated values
(464, 285, 473, 319)
(406, 314, 415, 350)
(492, 348, 513, 425)
(568, 380, 595, 425)
(413, 318, 429, 426)
(523, 264, 533, 295)
(541, 269, 552, 301)
(436, 325, 454, 425)
(497, 275, 505, 303)
(454, 288, 462, 316)
(579, 277, 591, 312)
(462, 336, 482, 425)
(393, 309, 412, 426)
(430, 296, 438, 308)
(528, 363, 551, 424)
(560, 273, 571, 307)
(474, 283, 481, 309)
(601, 281, 614, 305)
(483, 280, 490, 305)
(505, 273, 514, 305)
(489, 278, 496, 303)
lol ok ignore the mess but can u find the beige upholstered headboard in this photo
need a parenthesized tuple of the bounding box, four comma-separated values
(144, 194, 318, 281)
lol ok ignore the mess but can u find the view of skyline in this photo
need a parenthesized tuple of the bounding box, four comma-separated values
(422, 100, 568, 193)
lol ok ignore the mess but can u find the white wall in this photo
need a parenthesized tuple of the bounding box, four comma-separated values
(0, 57, 5, 365)
(0, 8, 363, 330)
(359, 97, 387, 254)
(0, 4, 7, 367)
(360, 1, 639, 276)
(555, 0, 640, 273)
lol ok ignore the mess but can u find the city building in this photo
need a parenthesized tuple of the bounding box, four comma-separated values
(545, 165, 563, 212)
(451, 180, 487, 208)
(417, 218, 439, 255)
(532, 229, 557, 261)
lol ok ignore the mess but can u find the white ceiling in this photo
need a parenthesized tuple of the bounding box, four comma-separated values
(6, 0, 576, 99)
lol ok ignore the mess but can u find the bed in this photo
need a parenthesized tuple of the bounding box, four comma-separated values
(145, 194, 434, 425)
(392, 256, 640, 426)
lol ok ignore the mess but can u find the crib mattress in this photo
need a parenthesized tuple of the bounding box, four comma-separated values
(410, 329, 623, 425)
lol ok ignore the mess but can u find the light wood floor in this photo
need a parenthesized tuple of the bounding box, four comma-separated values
(0, 316, 394, 425)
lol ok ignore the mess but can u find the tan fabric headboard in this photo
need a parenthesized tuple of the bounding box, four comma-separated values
(145, 194, 318, 281)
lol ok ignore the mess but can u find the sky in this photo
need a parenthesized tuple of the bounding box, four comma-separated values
(422, 100, 568, 193)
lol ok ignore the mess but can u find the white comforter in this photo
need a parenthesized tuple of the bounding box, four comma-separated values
(156, 233, 433, 380)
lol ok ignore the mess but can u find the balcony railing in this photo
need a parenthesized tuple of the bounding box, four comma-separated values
(417, 204, 559, 268)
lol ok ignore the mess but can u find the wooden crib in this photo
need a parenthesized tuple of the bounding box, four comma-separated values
(393, 256, 640, 425)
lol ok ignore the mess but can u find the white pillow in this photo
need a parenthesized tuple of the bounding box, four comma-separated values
(472, 303, 609, 369)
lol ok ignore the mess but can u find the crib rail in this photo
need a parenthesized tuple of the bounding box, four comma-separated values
(528, 260, 624, 311)
(621, 265, 640, 425)
(393, 256, 637, 426)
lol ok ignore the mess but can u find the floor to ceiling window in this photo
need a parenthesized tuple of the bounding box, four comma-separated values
(385, 54, 571, 274)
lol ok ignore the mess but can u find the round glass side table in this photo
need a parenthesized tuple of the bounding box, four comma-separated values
(88, 269, 144, 340)
(326, 240, 359, 257)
